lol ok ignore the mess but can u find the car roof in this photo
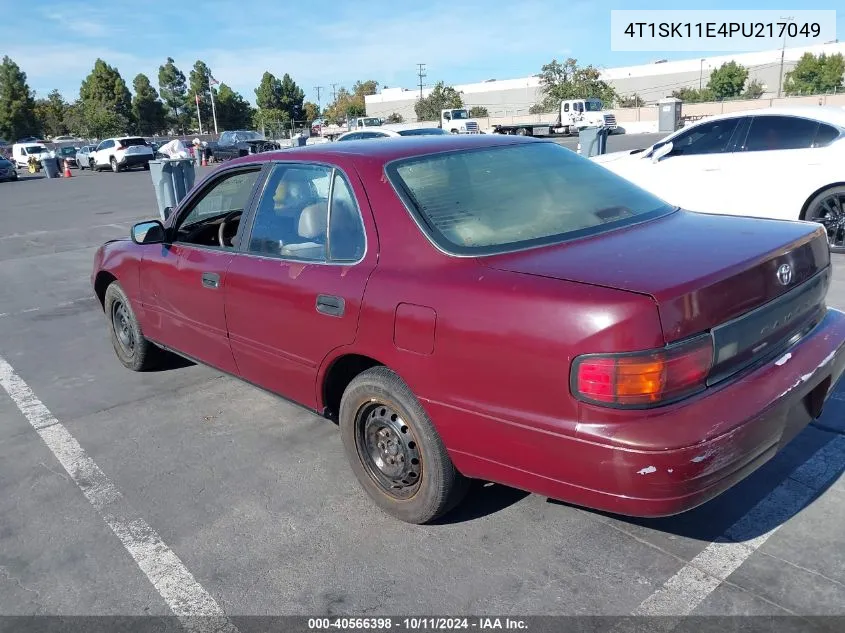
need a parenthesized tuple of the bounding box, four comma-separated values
(228, 133, 537, 167)
(694, 106, 845, 128)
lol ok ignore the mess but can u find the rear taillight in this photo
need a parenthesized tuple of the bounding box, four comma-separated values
(571, 334, 713, 408)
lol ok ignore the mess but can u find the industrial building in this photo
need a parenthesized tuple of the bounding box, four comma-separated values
(364, 41, 845, 121)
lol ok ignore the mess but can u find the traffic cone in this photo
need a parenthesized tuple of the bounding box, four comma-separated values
(63, 160, 72, 178)
(201, 153, 207, 167)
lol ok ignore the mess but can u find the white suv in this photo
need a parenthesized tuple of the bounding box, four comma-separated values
(90, 136, 154, 172)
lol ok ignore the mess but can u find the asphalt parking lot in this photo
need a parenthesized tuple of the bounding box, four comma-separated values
(1, 153, 844, 625)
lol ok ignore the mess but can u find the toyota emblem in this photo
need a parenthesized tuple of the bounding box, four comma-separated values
(777, 263, 793, 286)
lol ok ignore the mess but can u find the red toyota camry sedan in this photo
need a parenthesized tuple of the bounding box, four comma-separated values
(92, 135, 845, 524)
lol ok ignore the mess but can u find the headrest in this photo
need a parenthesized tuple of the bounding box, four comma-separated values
(298, 202, 328, 239)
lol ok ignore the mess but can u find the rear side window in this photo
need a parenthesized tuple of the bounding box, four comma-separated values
(743, 116, 819, 151)
(388, 142, 672, 256)
(814, 123, 841, 147)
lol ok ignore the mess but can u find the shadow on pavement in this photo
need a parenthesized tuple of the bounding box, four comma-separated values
(433, 480, 530, 525)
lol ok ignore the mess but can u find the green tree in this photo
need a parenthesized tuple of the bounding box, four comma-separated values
(62, 100, 87, 137)
(414, 81, 464, 121)
(158, 57, 188, 132)
(34, 89, 68, 138)
(742, 79, 765, 99)
(468, 105, 489, 117)
(618, 93, 645, 108)
(132, 74, 167, 135)
(188, 60, 213, 130)
(671, 86, 714, 103)
(253, 71, 287, 130)
(0, 56, 38, 140)
(785, 52, 845, 95)
(537, 58, 617, 111)
(303, 101, 320, 122)
(385, 112, 404, 123)
(278, 73, 305, 122)
(79, 59, 133, 136)
(215, 83, 253, 130)
(706, 61, 748, 100)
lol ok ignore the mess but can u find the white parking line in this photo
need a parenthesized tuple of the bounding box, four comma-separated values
(632, 434, 845, 621)
(0, 354, 239, 633)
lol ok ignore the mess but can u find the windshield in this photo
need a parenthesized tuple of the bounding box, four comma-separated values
(387, 142, 673, 256)
(585, 100, 603, 112)
(57, 147, 75, 155)
(397, 128, 448, 136)
(237, 131, 265, 141)
(25, 146, 48, 154)
(360, 118, 381, 127)
(449, 110, 469, 120)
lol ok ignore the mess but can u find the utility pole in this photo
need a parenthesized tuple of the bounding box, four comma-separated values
(417, 63, 426, 99)
(777, 16, 794, 98)
(207, 71, 219, 134)
(330, 83, 337, 103)
(314, 85, 323, 111)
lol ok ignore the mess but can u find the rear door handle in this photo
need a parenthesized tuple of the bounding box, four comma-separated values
(201, 272, 220, 289)
(316, 294, 345, 317)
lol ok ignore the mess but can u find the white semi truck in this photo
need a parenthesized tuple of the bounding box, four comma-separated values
(439, 109, 482, 133)
(492, 98, 618, 137)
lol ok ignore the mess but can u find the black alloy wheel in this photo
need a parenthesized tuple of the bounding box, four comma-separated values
(806, 186, 845, 253)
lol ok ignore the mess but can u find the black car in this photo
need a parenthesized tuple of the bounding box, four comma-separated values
(0, 157, 18, 182)
(54, 146, 79, 168)
(206, 130, 281, 161)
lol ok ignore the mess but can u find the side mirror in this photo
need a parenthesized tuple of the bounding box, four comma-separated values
(651, 142, 673, 163)
(131, 220, 166, 245)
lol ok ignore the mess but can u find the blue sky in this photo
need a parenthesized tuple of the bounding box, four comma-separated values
(2, 0, 842, 106)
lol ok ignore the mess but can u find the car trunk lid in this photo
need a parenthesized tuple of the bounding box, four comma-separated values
(482, 210, 831, 379)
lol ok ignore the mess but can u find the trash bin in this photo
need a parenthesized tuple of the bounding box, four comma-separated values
(41, 157, 60, 178)
(658, 97, 683, 133)
(149, 158, 197, 221)
(293, 135, 307, 148)
(578, 126, 609, 158)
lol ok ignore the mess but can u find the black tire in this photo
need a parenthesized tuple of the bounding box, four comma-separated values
(339, 366, 469, 524)
(103, 282, 160, 371)
(110, 157, 120, 173)
(143, 162, 150, 170)
(803, 185, 845, 253)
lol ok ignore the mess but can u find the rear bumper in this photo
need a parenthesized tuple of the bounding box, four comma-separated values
(436, 308, 845, 517)
(119, 154, 153, 167)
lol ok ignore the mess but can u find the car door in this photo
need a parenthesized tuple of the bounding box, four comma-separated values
(94, 140, 114, 167)
(615, 117, 745, 213)
(224, 161, 376, 408)
(717, 114, 840, 220)
(140, 165, 265, 373)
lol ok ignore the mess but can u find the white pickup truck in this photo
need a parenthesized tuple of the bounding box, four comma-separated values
(492, 98, 618, 137)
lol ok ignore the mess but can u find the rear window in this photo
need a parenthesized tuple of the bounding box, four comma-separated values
(397, 128, 448, 136)
(119, 137, 148, 147)
(387, 142, 673, 255)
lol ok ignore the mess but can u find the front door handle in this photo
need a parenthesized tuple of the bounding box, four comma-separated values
(201, 272, 220, 289)
(316, 294, 345, 317)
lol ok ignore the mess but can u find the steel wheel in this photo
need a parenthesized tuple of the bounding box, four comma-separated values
(111, 299, 136, 357)
(807, 187, 845, 252)
(354, 402, 422, 500)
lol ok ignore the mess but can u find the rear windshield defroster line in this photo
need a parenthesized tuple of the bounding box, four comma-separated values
(385, 142, 676, 257)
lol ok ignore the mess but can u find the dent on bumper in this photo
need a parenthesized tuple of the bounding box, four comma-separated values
(440, 309, 845, 517)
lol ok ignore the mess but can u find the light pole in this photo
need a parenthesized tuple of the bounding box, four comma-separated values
(777, 16, 794, 98)
(207, 70, 219, 134)
(699, 58, 705, 90)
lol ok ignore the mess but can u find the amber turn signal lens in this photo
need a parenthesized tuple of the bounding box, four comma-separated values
(572, 335, 713, 407)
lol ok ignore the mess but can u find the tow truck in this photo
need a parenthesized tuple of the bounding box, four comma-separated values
(492, 98, 618, 137)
